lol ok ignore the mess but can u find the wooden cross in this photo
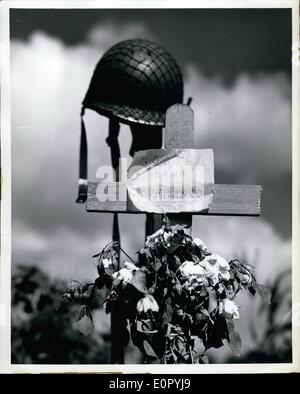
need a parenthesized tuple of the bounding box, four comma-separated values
(87, 104, 261, 219)
(85, 104, 261, 363)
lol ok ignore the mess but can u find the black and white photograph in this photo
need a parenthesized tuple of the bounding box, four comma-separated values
(0, 0, 299, 373)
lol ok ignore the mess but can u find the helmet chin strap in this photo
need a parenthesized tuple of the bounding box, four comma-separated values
(106, 118, 121, 171)
(76, 107, 88, 203)
(105, 118, 122, 250)
(76, 112, 122, 259)
(76, 111, 121, 204)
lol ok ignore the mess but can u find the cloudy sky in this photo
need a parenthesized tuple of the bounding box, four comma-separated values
(10, 8, 292, 360)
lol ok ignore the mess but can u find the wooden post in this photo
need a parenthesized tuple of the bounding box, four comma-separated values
(110, 212, 125, 364)
(110, 303, 125, 363)
(164, 104, 194, 230)
(146, 105, 194, 235)
(110, 118, 124, 364)
(145, 213, 162, 237)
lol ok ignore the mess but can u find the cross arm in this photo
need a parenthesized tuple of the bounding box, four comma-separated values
(86, 182, 262, 216)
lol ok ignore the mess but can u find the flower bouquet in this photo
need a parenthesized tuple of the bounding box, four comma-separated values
(64, 217, 270, 363)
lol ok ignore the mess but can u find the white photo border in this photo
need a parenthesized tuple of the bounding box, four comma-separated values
(0, 0, 299, 374)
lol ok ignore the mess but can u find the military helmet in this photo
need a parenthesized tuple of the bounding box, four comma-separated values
(77, 39, 185, 204)
(82, 39, 184, 126)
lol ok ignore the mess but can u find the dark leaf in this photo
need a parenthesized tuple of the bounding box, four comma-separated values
(103, 290, 118, 314)
(145, 248, 153, 259)
(112, 277, 122, 289)
(75, 304, 86, 321)
(80, 284, 94, 301)
(198, 354, 209, 364)
(200, 308, 210, 317)
(77, 314, 94, 336)
(143, 340, 158, 359)
(173, 349, 187, 363)
(104, 265, 116, 276)
(137, 319, 158, 334)
(248, 286, 256, 296)
(173, 283, 182, 297)
(196, 311, 209, 322)
(168, 237, 182, 254)
(132, 271, 148, 294)
(68, 280, 83, 297)
(224, 314, 235, 334)
(131, 323, 160, 360)
(76, 306, 94, 336)
(173, 336, 186, 355)
(162, 302, 173, 326)
(94, 276, 105, 289)
(122, 327, 130, 346)
(130, 322, 145, 349)
(253, 282, 271, 304)
(203, 317, 226, 350)
(226, 330, 242, 356)
(142, 319, 158, 334)
(154, 259, 162, 272)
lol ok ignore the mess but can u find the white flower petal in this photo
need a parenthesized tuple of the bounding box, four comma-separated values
(221, 299, 240, 319)
(102, 258, 112, 268)
(193, 238, 208, 251)
(115, 268, 133, 283)
(179, 261, 194, 276)
(123, 261, 139, 271)
(136, 295, 159, 313)
(220, 271, 230, 281)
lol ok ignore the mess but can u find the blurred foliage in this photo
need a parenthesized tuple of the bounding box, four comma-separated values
(226, 269, 292, 363)
(11, 264, 111, 364)
(11, 264, 292, 364)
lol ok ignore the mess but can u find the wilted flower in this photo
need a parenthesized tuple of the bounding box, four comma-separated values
(193, 238, 208, 252)
(202, 254, 230, 285)
(136, 294, 159, 313)
(226, 284, 236, 300)
(112, 268, 133, 283)
(206, 254, 229, 269)
(179, 261, 208, 290)
(145, 228, 164, 245)
(183, 274, 208, 291)
(179, 261, 206, 277)
(219, 266, 230, 281)
(163, 231, 174, 246)
(179, 261, 194, 277)
(67, 280, 83, 297)
(64, 280, 92, 301)
(123, 261, 139, 271)
(241, 272, 252, 285)
(191, 264, 206, 277)
(202, 261, 219, 286)
(220, 299, 240, 319)
(182, 279, 196, 291)
(102, 258, 113, 268)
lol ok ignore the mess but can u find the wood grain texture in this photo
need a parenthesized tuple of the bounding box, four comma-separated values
(165, 104, 194, 230)
(165, 104, 194, 149)
(86, 182, 261, 216)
